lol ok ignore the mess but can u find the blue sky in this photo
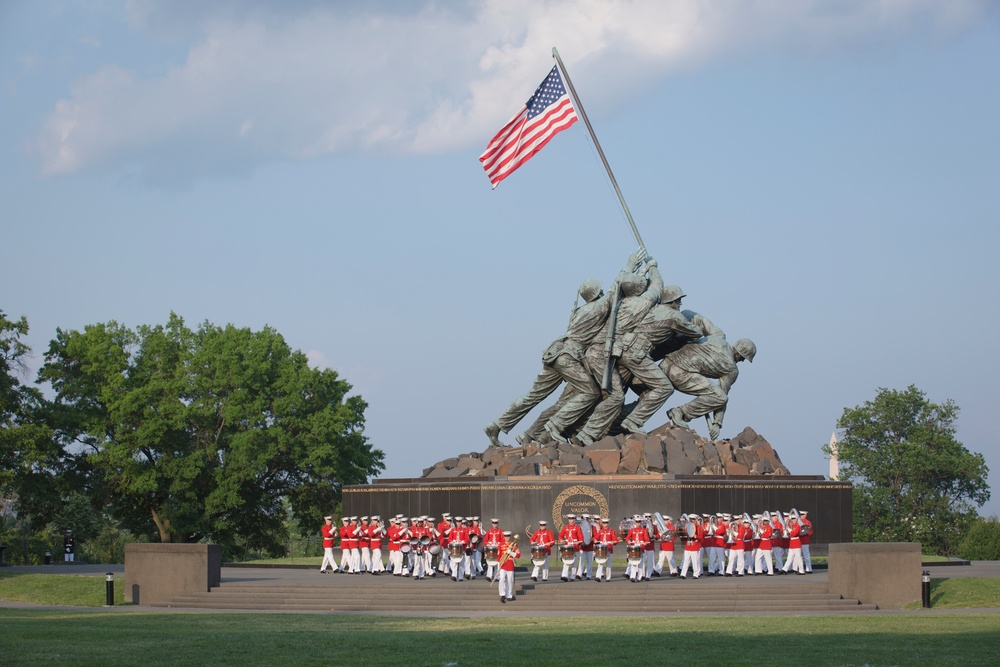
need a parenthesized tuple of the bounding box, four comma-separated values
(3, 1, 999, 518)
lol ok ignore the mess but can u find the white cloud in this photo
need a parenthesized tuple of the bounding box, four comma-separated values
(36, 0, 994, 182)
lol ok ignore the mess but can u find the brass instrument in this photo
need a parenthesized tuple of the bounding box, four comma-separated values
(495, 534, 521, 571)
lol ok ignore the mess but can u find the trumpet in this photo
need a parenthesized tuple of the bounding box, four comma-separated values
(496, 534, 521, 570)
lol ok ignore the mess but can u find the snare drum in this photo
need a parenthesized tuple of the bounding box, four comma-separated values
(530, 544, 548, 566)
(559, 543, 577, 566)
(593, 541, 609, 564)
(626, 544, 643, 565)
(485, 544, 500, 567)
(448, 541, 464, 563)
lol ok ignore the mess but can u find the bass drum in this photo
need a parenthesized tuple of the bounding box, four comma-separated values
(626, 544, 643, 565)
(484, 544, 500, 567)
(448, 541, 465, 563)
(559, 543, 577, 566)
(530, 544, 548, 566)
(593, 542, 609, 564)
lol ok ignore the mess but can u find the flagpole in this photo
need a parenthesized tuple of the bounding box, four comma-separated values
(552, 47, 646, 251)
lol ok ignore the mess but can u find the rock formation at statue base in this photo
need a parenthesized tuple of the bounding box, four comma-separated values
(422, 424, 789, 478)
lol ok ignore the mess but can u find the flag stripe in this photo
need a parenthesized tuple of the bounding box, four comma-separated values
(479, 66, 579, 188)
(481, 100, 577, 184)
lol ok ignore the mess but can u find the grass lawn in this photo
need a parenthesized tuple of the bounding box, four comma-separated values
(0, 571, 128, 607)
(0, 611, 998, 666)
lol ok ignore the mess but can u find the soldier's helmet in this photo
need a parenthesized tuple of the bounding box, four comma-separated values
(660, 284, 686, 303)
(733, 338, 757, 363)
(578, 280, 602, 302)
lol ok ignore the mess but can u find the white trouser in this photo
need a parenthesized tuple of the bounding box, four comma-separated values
(706, 545, 720, 573)
(498, 569, 515, 599)
(473, 550, 483, 574)
(680, 550, 701, 577)
(755, 548, 774, 574)
(531, 555, 549, 580)
(772, 545, 785, 569)
(642, 550, 655, 579)
(439, 552, 451, 573)
(657, 546, 677, 574)
(321, 547, 337, 572)
(575, 550, 594, 578)
(360, 547, 372, 572)
(411, 551, 426, 578)
(450, 557, 464, 580)
(350, 548, 361, 573)
(370, 548, 384, 572)
(340, 548, 351, 571)
(783, 547, 804, 573)
(561, 558, 576, 580)
(594, 555, 612, 581)
(726, 548, 745, 575)
(802, 544, 812, 572)
(463, 552, 473, 577)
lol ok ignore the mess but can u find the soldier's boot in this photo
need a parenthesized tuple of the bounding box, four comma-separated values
(667, 407, 690, 430)
(484, 421, 504, 447)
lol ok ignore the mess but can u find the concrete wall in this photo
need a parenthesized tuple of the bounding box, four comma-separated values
(125, 543, 221, 605)
(828, 542, 922, 608)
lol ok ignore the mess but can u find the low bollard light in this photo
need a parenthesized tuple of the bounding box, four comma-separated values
(921, 570, 931, 608)
(105, 572, 115, 607)
(44, 550, 52, 565)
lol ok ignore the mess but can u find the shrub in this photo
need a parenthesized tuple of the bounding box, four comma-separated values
(957, 516, 1000, 560)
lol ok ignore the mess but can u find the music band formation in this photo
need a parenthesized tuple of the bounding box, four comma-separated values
(320, 509, 814, 603)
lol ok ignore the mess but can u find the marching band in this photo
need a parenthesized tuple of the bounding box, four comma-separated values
(318, 509, 815, 601)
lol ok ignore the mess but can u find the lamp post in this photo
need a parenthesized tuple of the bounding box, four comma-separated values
(105, 572, 115, 607)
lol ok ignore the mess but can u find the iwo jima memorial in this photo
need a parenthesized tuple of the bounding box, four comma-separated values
(344, 49, 851, 550)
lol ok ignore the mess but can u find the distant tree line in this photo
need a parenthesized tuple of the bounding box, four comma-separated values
(1, 309, 383, 564)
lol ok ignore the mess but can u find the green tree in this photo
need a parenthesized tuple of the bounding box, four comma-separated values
(0, 310, 62, 522)
(826, 385, 989, 554)
(40, 313, 383, 553)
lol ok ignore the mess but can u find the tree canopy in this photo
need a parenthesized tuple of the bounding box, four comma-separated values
(1, 310, 63, 521)
(828, 385, 989, 554)
(39, 312, 383, 551)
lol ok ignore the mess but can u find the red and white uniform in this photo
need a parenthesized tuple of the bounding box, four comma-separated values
(497, 536, 520, 601)
(320, 522, 338, 573)
(800, 515, 813, 572)
(483, 526, 504, 580)
(656, 521, 678, 575)
(448, 525, 470, 580)
(467, 522, 484, 577)
(754, 522, 774, 575)
(726, 522, 749, 576)
(593, 524, 619, 581)
(530, 527, 555, 581)
(625, 524, 651, 581)
(680, 521, 703, 578)
(782, 521, 804, 574)
(339, 522, 354, 572)
(558, 522, 584, 581)
(368, 522, 385, 573)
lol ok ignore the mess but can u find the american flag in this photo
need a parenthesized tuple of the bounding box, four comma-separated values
(479, 66, 579, 188)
